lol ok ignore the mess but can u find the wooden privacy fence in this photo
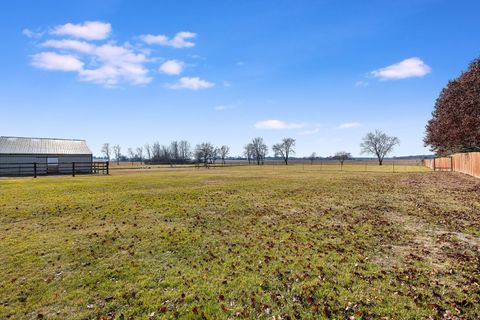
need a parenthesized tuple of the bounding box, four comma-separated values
(0, 161, 109, 178)
(423, 152, 480, 178)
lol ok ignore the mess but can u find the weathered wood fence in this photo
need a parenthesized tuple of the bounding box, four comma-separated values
(422, 152, 480, 178)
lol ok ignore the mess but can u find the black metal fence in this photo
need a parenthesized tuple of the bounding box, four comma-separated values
(0, 161, 109, 178)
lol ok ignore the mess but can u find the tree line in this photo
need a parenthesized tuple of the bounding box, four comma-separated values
(100, 130, 400, 166)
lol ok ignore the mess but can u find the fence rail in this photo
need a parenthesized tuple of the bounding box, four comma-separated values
(423, 152, 480, 178)
(0, 161, 109, 178)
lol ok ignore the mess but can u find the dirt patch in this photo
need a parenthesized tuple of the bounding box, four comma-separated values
(400, 171, 480, 192)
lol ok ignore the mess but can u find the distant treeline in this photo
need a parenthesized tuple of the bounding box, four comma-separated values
(95, 132, 434, 167)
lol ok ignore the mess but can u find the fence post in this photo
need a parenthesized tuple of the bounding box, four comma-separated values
(433, 158, 436, 171)
(450, 157, 453, 172)
(106, 161, 109, 175)
(34, 162, 37, 178)
(72, 162, 75, 177)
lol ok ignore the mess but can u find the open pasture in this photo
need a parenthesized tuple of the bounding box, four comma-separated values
(0, 165, 479, 319)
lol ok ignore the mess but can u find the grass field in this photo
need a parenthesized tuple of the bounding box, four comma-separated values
(1, 165, 479, 319)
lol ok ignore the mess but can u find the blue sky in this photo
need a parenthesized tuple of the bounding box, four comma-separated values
(1, 0, 479, 157)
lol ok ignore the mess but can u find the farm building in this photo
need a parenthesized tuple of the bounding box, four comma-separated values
(0, 136, 93, 176)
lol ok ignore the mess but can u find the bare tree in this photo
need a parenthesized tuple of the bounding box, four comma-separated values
(136, 147, 143, 164)
(195, 142, 214, 167)
(113, 145, 122, 165)
(219, 145, 230, 165)
(272, 138, 296, 165)
(244, 143, 254, 165)
(211, 147, 219, 164)
(128, 148, 135, 165)
(309, 152, 317, 165)
(144, 144, 151, 161)
(179, 140, 191, 162)
(251, 137, 268, 165)
(170, 141, 180, 162)
(333, 151, 352, 166)
(161, 145, 172, 165)
(152, 142, 161, 161)
(101, 143, 111, 161)
(360, 130, 400, 165)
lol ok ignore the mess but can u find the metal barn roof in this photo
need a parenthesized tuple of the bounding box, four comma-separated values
(0, 136, 92, 155)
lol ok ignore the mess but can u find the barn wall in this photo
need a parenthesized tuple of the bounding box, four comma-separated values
(0, 154, 92, 176)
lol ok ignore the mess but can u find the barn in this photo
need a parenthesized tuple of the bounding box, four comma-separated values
(0, 136, 93, 176)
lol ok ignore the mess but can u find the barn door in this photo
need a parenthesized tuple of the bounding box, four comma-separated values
(47, 157, 59, 174)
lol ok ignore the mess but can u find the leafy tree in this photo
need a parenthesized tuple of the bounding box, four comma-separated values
(424, 57, 480, 155)
(360, 130, 399, 165)
(272, 138, 296, 165)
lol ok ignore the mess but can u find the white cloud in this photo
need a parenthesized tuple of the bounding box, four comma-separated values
(168, 77, 214, 90)
(41, 39, 95, 54)
(27, 22, 208, 88)
(337, 122, 362, 129)
(51, 21, 111, 40)
(34, 41, 151, 86)
(141, 31, 196, 48)
(298, 128, 320, 135)
(236, 61, 245, 66)
(355, 80, 369, 88)
(255, 120, 306, 130)
(31, 52, 84, 71)
(159, 59, 184, 75)
(79, 44, 151, 86)
(371, 57, 431, 80)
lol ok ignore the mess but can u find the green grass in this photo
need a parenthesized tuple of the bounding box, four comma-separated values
(0, 165, 479, 319)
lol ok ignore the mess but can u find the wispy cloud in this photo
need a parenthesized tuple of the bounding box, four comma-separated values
(159, 59, 184, 75)
(22, 28, 44, 38)
(354, 80, 369, 88)
(168, 77, 214, 90)
(214, 105, 235, 111)
(255, 120, 306, 130)
(51, 21, 111, 40)
(141, 31, 196, 48)
(337, 122, 362, 129)
(371, 57, 431, 80)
